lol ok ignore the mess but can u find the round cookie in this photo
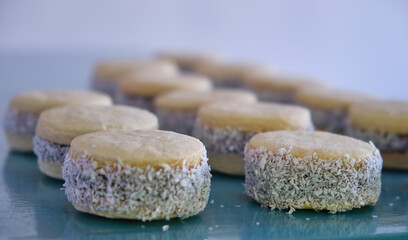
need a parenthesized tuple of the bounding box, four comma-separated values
(92, 59, 178, 98)
(244, 72, 327, 103)
(296, 88, 376, 133)
(116, 74, 212, 111)
(347, 100, 408, 170)
(245, 130, 382, 213)
(157, 52, 223, 72)
(154, 89, 257, 135)
(33, 105, 158, 179)
(3, 90, 112, 152)
(196, 61, 273, 88)
(62, 129, 211, 221)
(193, 102, 313, 176)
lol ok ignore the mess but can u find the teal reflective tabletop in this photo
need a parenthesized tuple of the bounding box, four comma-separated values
(1, 151, 407, 240)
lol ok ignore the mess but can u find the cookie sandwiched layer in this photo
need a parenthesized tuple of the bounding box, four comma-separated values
(33, 105, 158, 179)
(3, 90, 112, 152)
(193, 102, 313, 176)
(347, 100, 408, 169)
(245, 130, 382, 213)
(154, 89, 257, 135)
(63, 129, 211, 221)
(116, 74, 212, 112)
(296, 88, 375, 133)
(91, 59, 178, 98)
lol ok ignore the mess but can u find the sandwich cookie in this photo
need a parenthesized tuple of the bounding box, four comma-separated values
(245, 130, 382, 213)
(63, 129, 211, 221)
(193, 102, 313, 176)
(117, 74, 212, 111)
(3, 90, 112, 152)
(244, 73, 327, 103)
(154, 89, 257, 135)
(196, 61, 273, 88)
(33, 105, 158, 179)
(296, 88, 376, 133)
(347, 100, 408, 169)
(92, 59, 178, 98)
(157, 52, 223, 72)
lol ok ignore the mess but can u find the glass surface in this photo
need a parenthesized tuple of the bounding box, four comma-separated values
(0, 151, 407, 239)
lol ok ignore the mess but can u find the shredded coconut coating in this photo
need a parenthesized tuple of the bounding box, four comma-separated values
(252, 89, 295, 103)
(33, 135, 70, 163)
(156, 109, 197, 135)
(307, 106, 347, 133)
(244, 146, 382, 213)
(62, 151, 211, 221)
(346, 124, 408, 153)
(193, 121, 256, 155)
(3, 109, 39, 136)
(115, 92, 154, 112)
(91, 79, 117, 99)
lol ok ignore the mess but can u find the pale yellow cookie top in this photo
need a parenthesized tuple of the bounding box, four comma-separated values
(119, 74, 213, 96)
(247, 130, 378, 161)
(36, 105, 158, 145)
(244, 72, 327, 92)
(69, 129, 206, 169)
(9, 90, 113, 114)
(197, 102, 313, 132)
(349, 100, 408, 134)
(154, 89, 257, 111)
(296, 88, 376, 110)
(93, 59, 178, 82)
(196, 61, 273, 82)
(157, 52, 223, 69)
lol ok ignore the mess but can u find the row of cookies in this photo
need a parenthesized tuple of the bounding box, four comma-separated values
(3, 88, 383, 217)
(90, 55, 407, 170)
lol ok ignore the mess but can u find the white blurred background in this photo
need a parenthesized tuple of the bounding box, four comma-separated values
(1, 0, 408, 103)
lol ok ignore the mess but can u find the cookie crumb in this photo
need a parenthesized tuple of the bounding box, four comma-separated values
(162, 225, 169, 232)
(256, 222, 260, 225)
(209, 227, 213, 231)
(210, 199, 214, 204)
(396, 196, 400, 200)
(220, 205, 224, 208)
(389, 203, 394, 206)
(306, 218, 310, 221)
(372, 215, 378, 218)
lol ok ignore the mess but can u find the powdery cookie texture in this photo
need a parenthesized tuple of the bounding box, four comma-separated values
(296, 88, 376, 133)
(3, 90, 112, 152)
(33, 105, 158, 180)
(62, 129, 211, 221)
(245, 130, 382, 213)
(154, 89, 257, 135)
(91, 59, 178, 98)
(347, 100, 408, 170)
(116, 74, 212, 111)
(193, 102, 313, 176)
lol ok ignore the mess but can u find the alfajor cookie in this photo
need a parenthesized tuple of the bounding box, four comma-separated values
(154, 89, 257, 135)
(245, 130, 382, 213)
(92, 59, 178, 98)
(116, 74, 212, 111)
(62, 129, 211, 221)
(244, 73, 327, 103)
(193, 102, 313, 176)
(157, 52, 223, 72)
(296, 88, 376, 133)
(196, 61, 273, 88)
(3, 90, 112, 152)
(33, 105, 158, 179)
(347, 100, 408, 169)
